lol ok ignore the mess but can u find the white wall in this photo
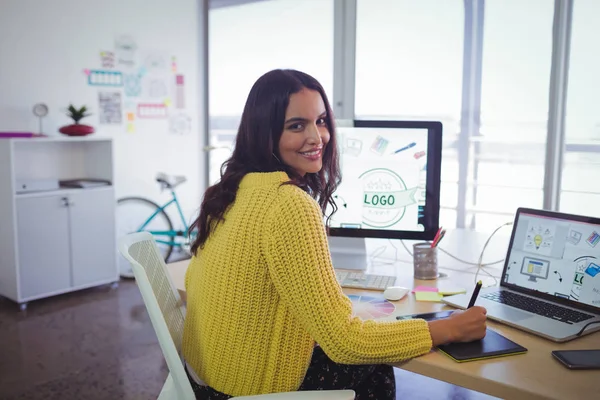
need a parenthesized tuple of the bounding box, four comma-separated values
(0, 0, 205, 228)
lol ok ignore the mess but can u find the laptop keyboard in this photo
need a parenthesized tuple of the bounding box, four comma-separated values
(482, 291, 595, 324)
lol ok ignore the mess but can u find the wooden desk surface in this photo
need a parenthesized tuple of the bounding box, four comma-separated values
(168, 235, 600, 400)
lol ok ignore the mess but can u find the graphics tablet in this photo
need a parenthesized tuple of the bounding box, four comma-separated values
(437, 328, 528, 362)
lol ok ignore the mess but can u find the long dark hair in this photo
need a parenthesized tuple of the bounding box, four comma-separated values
(189, 69, 341, 254)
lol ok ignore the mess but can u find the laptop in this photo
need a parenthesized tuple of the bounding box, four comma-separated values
(443, 207, 600, 342)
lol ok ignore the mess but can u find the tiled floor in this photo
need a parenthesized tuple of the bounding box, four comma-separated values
(0, 269, 497, 400)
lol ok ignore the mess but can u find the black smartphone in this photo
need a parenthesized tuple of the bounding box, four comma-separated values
(551, 350, 600, 370)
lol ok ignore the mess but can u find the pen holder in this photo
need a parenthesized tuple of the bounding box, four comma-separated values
(413, 242, 438, 280)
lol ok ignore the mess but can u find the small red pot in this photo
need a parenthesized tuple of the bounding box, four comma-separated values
(59, 124, 95, 136)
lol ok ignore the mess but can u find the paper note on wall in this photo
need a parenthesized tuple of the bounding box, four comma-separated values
(88, 70, 123, 87)
(124, 74, 141, 97)
(169, 113, 191, 135)
(137, 103, 167, 119)
(115, 35, 137, 67)
(100, 51, 115, 68)
(175, 74, 186, 109)
(99, 92, 122, 124)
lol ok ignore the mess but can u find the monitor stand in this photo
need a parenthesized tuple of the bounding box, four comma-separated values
(327, 236, 368, 271)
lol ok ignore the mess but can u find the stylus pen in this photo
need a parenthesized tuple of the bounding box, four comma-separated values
(393, 142, 416, 153)
(468, 280, 483, 308)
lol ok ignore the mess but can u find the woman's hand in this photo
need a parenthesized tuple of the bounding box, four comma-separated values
(428, 306, 487, 346)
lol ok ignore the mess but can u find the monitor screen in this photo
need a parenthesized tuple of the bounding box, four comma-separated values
(327, 120, 442, 241)
(503, 209, 600, 310)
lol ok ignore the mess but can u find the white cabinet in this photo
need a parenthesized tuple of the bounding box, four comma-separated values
(0, 137, 118, 309)
(16, 194, 71, 299)
(69, 189, 117, 287)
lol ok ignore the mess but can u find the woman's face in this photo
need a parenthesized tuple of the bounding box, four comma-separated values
(278, 89, 330, 176)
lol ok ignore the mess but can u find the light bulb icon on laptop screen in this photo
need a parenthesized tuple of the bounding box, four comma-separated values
(534, 234, 543, 249)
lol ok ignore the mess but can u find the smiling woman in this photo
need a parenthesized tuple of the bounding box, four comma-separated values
(278, 89, 331, 176)
(181, 69, 486, 399)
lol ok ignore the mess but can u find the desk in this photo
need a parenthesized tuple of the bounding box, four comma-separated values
(168, 230, 600, 400)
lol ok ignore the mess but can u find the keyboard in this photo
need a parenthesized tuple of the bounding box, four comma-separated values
(482, 291, 595, 324)
(334, 270, 396, 291)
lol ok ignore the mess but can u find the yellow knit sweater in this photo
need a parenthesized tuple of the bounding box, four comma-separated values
(182, 171, 433, 396)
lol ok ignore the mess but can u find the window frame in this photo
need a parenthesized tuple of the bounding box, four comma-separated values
(204, 0, 592, 227)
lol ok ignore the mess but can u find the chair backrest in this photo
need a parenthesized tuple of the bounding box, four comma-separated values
(119, 232, 195, 400)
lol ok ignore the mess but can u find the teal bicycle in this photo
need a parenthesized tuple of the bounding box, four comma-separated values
(116, 173, 196, 277)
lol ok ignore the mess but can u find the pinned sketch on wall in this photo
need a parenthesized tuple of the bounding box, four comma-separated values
(115, 35, 137, 67)
(169, 113, 191, 135)
(141, 51, 169, 75)
(145, 78, 168, 98)
(123, 73, 142, 97)
(138, 103, 168, 119)
(86, 69, 123, 87)
(81, 39, 191, 132)
(100, 51, 115, 68)
(175, 74, 186, 109)
(99, 92, 122, 124)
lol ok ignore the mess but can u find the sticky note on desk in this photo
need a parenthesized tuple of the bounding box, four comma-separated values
(438, 287, 467, 296)
(415, 292, 444, 302)
(412, 286, 438, 293)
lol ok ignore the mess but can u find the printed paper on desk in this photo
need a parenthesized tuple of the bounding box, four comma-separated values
(415, 292, 444, 302)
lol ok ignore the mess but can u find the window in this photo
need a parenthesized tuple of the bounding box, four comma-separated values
(209, 0, 334, 185)
(470, 0, 554, 230)
(560, 0, 600, 217)
(205, 0, 590, 231)
(355, 0, 464, 229)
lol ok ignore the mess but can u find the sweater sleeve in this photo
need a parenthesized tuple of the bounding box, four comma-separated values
(262, 186, 433, 365)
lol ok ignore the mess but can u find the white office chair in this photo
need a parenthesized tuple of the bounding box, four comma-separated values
(118, 232, 355, 400)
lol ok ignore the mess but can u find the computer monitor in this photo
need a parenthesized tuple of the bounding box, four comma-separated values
(327, 120, 442, 270)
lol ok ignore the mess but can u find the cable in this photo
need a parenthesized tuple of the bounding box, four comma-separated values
(368, 243, 398, 266)
(396, 222, 513, 285)
(370, 223, 513, 281)
(576, 320, 600, 337)
(399, 239, 505, 267)
(474, 222, 514, 286)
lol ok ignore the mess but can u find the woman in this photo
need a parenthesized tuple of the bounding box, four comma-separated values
(182, 69, 487, 399)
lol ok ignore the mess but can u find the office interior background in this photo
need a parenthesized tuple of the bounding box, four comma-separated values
(208, 0, 600, 232)
(0, 0, 599, 399)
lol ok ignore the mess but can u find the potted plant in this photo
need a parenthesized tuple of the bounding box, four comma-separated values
(59, 105, 95, 136)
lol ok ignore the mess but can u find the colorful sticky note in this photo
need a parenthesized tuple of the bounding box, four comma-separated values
(412, 286, 438, 293)
(415, 292, 444, 302)
(126, 123, 135, 133)
(83, 68, 91, 76)
(127, 112, 135, 122)
(438, 287, 467, 296)
(164, 98, 172, 107)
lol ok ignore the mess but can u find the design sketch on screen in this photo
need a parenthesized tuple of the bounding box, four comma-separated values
(520, 257, 550, 282)
(329, 127, 428, 232)
(505, 213, 600, 308)
(524, 220, 557, 256)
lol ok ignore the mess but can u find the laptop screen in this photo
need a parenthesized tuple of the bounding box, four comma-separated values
(503, 210, 600, 310)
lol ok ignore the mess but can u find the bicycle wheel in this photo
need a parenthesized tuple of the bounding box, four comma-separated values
(116, 197, 174, 278)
